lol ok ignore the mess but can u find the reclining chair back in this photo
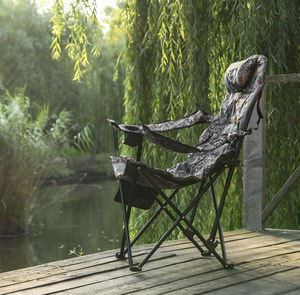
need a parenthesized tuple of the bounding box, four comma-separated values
(167, 55, 267, 182)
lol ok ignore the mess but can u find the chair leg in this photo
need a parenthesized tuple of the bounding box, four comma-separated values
(122, 189, 179, 257)
(139, 166, 234, 269)
(116, 205, 131, 260)
(116, 172, 140, 264)
(139, 167, 230, 264)
(116, 229, 126, 260)
(189, 181, 205, 225)
(152, 193, 206, 256)
(208, 167, 235, 269)
(137, 216, 182, 269)
(210, 178, 228, 265)
(118, 182, 139, 271)
(209, 167, 235, 243)
(134, 190, 206, 270)
(116, 179, 135, 260)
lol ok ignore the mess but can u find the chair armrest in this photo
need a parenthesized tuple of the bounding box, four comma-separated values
(147, 109, 213, 132)
(108, 108, 212, 150)
(108, 119, 141, 133)
(108, 116, 203, 153)
(142, 124, 200, 153)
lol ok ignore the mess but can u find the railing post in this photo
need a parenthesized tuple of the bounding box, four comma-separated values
(243, 86, 266, 231)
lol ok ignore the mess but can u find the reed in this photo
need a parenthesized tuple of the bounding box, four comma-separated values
(0, 89, 76, 234)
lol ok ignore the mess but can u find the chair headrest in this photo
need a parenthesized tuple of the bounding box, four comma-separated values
(224, 55, 267, 93)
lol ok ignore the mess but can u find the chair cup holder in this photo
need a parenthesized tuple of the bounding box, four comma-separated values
(122, 125, 142, 147)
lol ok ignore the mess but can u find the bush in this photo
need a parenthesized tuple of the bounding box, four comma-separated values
(0, 89, 76, 234)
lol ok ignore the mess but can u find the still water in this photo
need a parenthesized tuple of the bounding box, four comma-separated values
(0, 180, 123, 273)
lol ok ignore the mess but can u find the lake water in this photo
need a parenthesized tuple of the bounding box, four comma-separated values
(0, 180, 123, 273)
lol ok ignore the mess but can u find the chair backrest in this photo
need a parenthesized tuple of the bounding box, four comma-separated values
(197, 55, 267, 155)
(223, 54, 267, 132)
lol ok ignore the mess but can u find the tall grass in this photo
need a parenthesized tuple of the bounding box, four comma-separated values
(0, 89, 87, 234)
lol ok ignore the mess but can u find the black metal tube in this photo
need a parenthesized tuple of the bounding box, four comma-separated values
(138, 217, 181, 269)
(117, 229, 126, 258)
(119, 182, 134, 268)
(139, 166, 227, 267)
(181, 168, 225, 217)
(189, 181, 205, 224)
(209, 167, 235, 242)
(123, 189, 179, 255)
(120, 140, 142, 256)
(150, 191, 206, 256)
(210, 177, 228, 263)
(112, 126, 119, 157)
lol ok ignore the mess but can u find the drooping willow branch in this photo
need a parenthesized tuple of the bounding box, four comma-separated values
(50, 0, 100, 81)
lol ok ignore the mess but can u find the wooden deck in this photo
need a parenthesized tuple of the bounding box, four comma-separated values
(0, 229, 300, 295)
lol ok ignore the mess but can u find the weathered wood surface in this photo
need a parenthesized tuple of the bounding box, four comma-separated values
(0, 229, 300, 295)
(243, 86, 266, 231)
(262, 165, 300, 222)
(243, 74, 299, 231)
(265, 73, 300, 84)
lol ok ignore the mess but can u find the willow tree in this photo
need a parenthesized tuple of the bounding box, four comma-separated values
(121, 0, 299, 241)
(51, 0, 299, 239)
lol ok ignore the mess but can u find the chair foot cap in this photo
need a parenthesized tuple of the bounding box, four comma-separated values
(224, 263, 234, 269)
(130, 266, 142, 272)
(116, 252, 126, 260)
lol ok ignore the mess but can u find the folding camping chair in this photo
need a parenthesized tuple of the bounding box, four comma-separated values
(108, 55, 267, 271)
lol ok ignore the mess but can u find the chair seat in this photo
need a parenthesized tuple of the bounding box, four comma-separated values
(111, 156, 201, 189)
(110, 147, 235, 190)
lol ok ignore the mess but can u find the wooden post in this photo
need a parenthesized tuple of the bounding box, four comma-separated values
(243, 87, 266, 231)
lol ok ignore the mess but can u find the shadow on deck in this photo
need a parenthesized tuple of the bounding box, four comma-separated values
(0, 229, 300, 295)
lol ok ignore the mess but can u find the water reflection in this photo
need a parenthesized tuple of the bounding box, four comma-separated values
(0, 180, 123, 272)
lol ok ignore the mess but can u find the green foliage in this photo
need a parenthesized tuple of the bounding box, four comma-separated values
(50, 0, 101, 81)
(5, 0, 297, 239)
(0, 0, 81, 114)
(121, 0, 299, 242)
(73, 125, 94, 152)
(0, 0, 125, 155)
(0, 89, 75, 234)
(69, 245, 84, 257)
(264, 82, 300, 229)
(0, 0, 125, 234)
(75, 33, 125, 156)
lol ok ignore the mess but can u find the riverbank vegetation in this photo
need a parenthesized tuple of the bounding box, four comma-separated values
(0, 0, 124, 234)
(0, 89, 74, 234)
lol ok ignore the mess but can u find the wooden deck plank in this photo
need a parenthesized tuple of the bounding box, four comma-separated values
(51, 253, 300, 295)
(164, 266, 300, 295)
(0, 230, 260, 286)
(0, 230, 251, 280)
(0, 230, 299, 295)
(6, 240, 300, 294)
(201, 267, 300, 295)
(1, 231, 297, 289)
(1, 235, 299, 294)
(283, 288, 300, 295)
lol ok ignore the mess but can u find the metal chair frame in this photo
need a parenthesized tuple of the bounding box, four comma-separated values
(111, 126, 238, 271)
(109, 55, 267, 272)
